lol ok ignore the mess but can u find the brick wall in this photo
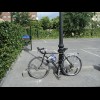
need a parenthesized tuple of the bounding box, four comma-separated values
(1, 12, 11, 22)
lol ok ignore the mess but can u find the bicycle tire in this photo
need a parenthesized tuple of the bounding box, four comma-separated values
(62, 55, 82, 76)
(28, 57, 50, 79)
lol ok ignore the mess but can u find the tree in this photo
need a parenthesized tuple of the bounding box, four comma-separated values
(40, 16, 50, 30)
(63, 12, 94, 37)
(51, 16, 59, 29)
(12, 12, 31, 27)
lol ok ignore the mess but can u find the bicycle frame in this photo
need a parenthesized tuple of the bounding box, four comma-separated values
(39, 51, 73, 72)
(37, 47, 77, 78)
(28, 47, 82, 79)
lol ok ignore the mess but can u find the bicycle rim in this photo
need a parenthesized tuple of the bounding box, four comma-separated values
(28, 57, 50, 79)
(62, 55, 82, 76)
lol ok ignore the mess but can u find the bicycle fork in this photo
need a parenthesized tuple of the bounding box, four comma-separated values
(52, 62, 61, 80)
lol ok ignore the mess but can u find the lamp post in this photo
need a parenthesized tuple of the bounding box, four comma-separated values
(91, 17, 96, 37)
(58, 12, 64, 76)
(30, 25, 32, 50)
(28, 18, 32, 50)
(36, 17, 39, 38)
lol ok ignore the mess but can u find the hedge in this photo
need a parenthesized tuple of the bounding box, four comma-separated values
(82, 28, 100, 38)
(0, 22, 26, 79)
(31, 27, 59, 39)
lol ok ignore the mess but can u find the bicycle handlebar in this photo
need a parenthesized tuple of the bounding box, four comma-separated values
(37, 47, 68, 55)
(37, 47, 46, 54)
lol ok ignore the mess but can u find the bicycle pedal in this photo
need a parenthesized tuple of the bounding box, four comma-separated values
(22, 70, 28, 77)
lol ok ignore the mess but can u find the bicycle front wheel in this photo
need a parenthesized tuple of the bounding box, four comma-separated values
(28, 57, 50, 79)
(62, 55, 82, 76)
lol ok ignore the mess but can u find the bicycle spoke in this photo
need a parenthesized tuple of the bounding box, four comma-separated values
(62, 55, 82, 76)
(28, 57, 50, 79)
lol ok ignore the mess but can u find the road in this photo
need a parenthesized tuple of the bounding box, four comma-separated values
(1, 38, 100, 87)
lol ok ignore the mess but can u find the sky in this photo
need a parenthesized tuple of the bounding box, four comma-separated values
(37, 12, 59, 20)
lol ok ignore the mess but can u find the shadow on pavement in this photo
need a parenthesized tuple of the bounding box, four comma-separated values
(23, 46, 36, 57)
(93, 64, 100, 71)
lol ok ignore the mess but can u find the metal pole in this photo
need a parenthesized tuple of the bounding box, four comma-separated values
(37, 20, 39, 38)
(30, 25, 32, 50)
(58, 12, 64, 74)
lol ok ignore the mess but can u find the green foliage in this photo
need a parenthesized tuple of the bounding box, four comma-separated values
(63, 12, 94, 37)
(30, 16, 59, 39)
(51, 16, 59, 29)
(12, 12, 31, 27)
(39, 16, 59, 30)
(40, 16, 50, 30)
(39, 29, 59, 39)
(0, 21, 26, 79)
(31, 25, 59, 39)
(83, 28, 100, 38)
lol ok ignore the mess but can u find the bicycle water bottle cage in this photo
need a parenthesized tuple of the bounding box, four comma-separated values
(48, 54, 56, 62)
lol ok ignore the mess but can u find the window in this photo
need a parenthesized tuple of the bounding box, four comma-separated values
(8, 16, 11, 18)
(3, 16, 6, 18)
(32, 15, 35, 18)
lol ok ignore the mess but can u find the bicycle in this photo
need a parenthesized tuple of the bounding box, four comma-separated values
(28, 47, 82, 79)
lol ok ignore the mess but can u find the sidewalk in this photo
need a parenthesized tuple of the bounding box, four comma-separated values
(1, 48, 100, 87)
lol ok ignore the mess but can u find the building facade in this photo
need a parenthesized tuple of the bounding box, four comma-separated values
(29, 12, 37, 20)
(0, 12, 37, 22)
(0, 12, 11, 22)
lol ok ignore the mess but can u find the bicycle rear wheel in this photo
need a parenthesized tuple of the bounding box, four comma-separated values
(28, 57, 50, 79)
(62, 55, 82, 76)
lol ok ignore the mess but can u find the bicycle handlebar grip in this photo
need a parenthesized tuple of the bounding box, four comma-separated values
(37, 47, 46, 54)
(37, 47, 44, 50)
